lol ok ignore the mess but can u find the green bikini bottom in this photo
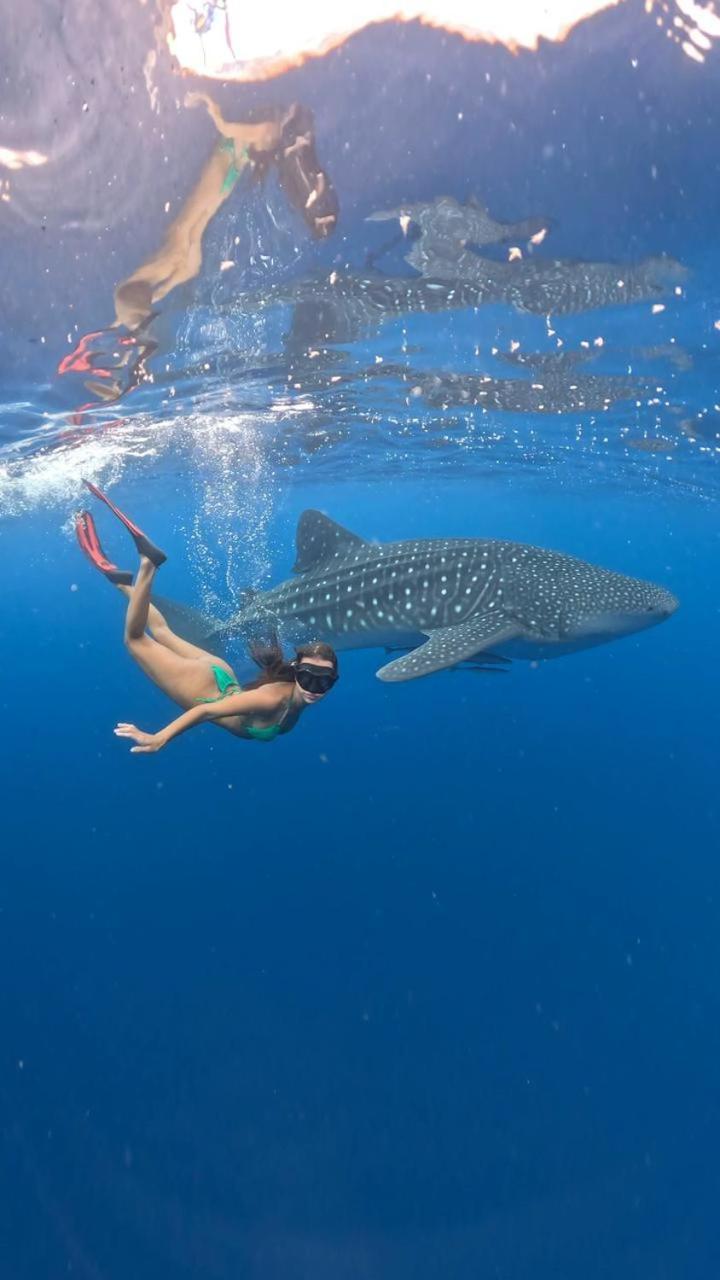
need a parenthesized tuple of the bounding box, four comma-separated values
(196, 664, 286, 742)
(218, 137, 250, 196)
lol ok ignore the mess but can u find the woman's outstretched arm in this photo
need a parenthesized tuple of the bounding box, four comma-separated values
(114, 687, 285, 753)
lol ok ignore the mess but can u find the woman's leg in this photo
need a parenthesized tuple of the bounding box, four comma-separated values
(116, 580, 222, 662)
(75, 494, 234, 702)
(120, 559, 227, 706)
(112, 96, 282, 325)
(123, 557, 157, 643)
(184, 91, 283, 153)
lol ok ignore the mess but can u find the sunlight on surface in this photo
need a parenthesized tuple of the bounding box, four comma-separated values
(165, 0, 622, 79)
(646, 0, 720, 61)
(0, 146, 48, 170)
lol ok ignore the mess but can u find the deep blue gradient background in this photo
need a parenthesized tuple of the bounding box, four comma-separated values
(2, 476, 719, 1278)
(2, 1, 720, 1275)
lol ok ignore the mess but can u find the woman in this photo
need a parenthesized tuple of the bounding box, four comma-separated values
(59, 93, 338, 406)
(75, 481, 338, 753)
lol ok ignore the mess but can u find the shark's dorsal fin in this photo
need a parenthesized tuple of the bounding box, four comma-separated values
(293, 510, 369, 574)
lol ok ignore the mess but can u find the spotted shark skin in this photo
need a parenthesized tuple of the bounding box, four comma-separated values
(362, 362, 652, 414)
(366, 196, 687, 315)
(366, 194, 550, 249)
(240, 271, 491, 339)
(235, 248, 686, 355)
(406, 243, 688, 315)
(212, 512, 678, 682)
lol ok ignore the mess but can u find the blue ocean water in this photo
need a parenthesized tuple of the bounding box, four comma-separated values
(2, 3, 720, 1277)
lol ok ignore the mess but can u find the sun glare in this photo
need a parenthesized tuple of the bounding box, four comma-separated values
(164, 0, 624, 80)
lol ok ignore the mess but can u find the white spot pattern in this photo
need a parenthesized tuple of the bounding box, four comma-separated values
(236, 512, 677, 682)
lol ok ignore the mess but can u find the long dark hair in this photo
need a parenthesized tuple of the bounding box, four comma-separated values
(244, 635, 338, 690)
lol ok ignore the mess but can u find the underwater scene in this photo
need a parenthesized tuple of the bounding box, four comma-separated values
(2, 1, 720, 1275)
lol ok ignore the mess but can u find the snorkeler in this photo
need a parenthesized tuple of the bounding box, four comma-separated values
(111, 95, 338, 335)
(59, 92, 339, 404)
(74, 481, 338, 753)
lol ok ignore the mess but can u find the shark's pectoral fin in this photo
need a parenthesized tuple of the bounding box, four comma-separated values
(375, 614, 521, 682)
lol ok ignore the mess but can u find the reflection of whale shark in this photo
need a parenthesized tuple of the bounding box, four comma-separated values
(368, 195, 687, 314)
(367, 194, 550, 249)
(369, 363, 652, 414)
(160, 512, 678, 682)
(241, 270, 491, 346)
(407, 243, 687, 314)
(237, 248, 686, 356)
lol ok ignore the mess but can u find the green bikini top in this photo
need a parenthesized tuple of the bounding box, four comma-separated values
(196, 664, 291, 742)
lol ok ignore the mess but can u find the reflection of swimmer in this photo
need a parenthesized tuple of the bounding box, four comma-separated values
(60, 93, 339, 404)
(74, 481, 338, 753)
(114, 94, 338, 332)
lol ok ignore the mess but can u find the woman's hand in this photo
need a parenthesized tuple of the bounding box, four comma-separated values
(114, 724, 166, 754)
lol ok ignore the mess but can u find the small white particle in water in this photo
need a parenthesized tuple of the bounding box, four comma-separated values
(70, 583, 78, 592)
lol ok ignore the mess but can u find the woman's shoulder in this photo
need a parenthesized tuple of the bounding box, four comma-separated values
(249, 681, 293, 708)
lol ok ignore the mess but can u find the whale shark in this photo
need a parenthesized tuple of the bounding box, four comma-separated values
(368, 195, 687, 315)
(366, 194, 550, 251)
(159, 512, 678, 682)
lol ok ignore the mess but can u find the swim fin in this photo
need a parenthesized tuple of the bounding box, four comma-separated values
(75, 511, 133, 585)
(83, 479, 167, 567)
(269, 105, 339, 239)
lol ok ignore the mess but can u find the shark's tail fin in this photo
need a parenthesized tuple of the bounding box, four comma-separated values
(151, 594, 228, 655)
